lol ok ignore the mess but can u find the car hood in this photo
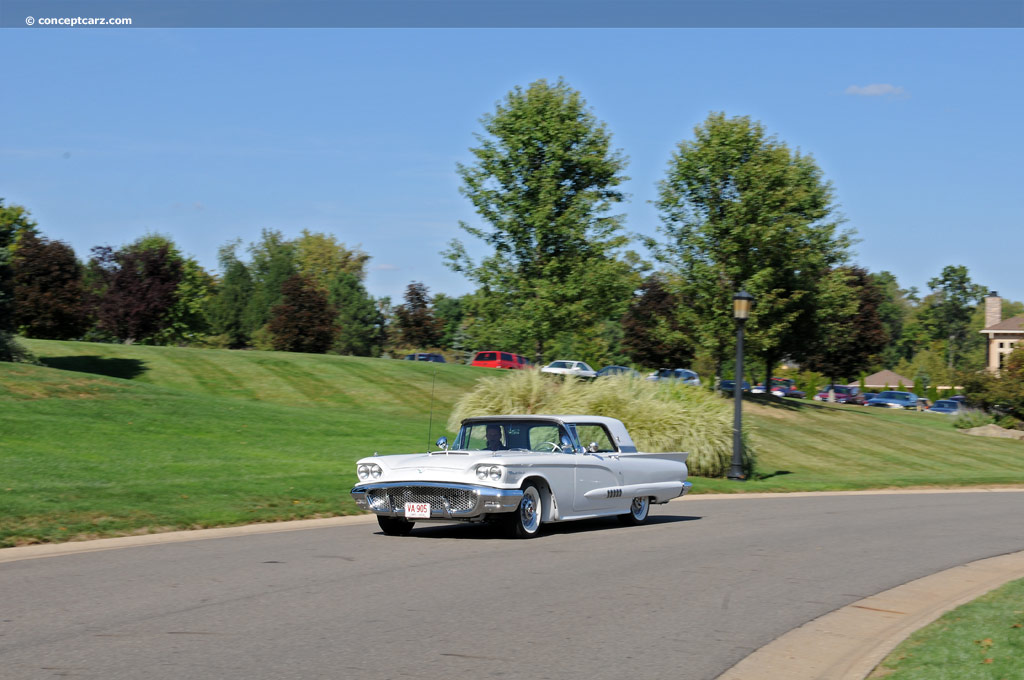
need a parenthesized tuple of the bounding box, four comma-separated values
(359, 449, 539, 472)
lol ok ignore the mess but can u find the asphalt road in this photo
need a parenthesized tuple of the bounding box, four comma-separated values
(2, 492, 1023, 680)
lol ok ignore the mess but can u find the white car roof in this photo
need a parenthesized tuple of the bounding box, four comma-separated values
(460, 414, 637, 451)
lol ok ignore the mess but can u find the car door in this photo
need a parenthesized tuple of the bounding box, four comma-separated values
(570, 423, 625, 512)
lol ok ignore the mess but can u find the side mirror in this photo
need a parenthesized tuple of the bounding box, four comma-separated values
(588, 442, 600, 453)
(435, 436, 448, 451)
(560, 434, 574, 452)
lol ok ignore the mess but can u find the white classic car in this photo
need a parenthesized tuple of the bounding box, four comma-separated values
(350, 415, 692, 538)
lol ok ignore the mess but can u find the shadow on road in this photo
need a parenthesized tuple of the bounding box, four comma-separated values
(387, 514, 703, 540)
(38, 355, 148, 380)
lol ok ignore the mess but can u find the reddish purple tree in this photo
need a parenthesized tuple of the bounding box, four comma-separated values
(621, 274, 693, 368)
(13, 232, 90, 339)
(267, 274, 339, 353)
(393, 282, 442, 348)
(90, 243, 183, 344)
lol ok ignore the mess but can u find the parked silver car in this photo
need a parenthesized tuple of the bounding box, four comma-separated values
(647, 368, 701, 386)
(541, 360, 597, 379)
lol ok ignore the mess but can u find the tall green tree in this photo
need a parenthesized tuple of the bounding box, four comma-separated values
(433, 293, 466, 350)
(870, 270, 916, 367)
(445, 78, 636, 363)
(653, 112, 854, 384)
(243, 229, 298, 336)
(0, 200, 40, 361)
(922, 265, 987, 371)
(206, 241, 254, 348)
(12, 232, 90, 339)
(329, 272, 384, 356)
(294, 229, 369, 288)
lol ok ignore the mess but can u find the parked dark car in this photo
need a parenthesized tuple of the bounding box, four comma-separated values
(596, 365, 642, 378)
(719, 379, 751, 393)
(648, 368, 701, 385)
(813, 385, 866, 405)
(866, 391, 920, 409)
(926, 399, 964, 414)
(404, 352, 446, 363)
(753, 378, 805, 399)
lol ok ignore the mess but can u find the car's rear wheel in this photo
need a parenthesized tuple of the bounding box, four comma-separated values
(505, 484, 542, 538)
(618, 496, 651, 526)
(377, 516, 415, 536)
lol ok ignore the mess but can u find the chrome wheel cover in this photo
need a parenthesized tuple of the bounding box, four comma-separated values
(630, 496, 649, 520)
(520, 487, 541, 533)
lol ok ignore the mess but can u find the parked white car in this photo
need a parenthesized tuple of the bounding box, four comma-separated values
(540, 360, 598, 379)
(350, 415, 692, 538)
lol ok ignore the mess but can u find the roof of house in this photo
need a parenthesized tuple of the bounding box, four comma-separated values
(981, 315, 1024, 333)
(849, 370, 914, 388)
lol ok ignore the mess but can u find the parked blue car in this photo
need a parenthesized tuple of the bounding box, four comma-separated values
(866, 391, 920, 409)
(926, 399, 965, 414)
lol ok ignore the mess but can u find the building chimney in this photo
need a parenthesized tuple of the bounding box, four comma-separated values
(985, 291, 1001, 329)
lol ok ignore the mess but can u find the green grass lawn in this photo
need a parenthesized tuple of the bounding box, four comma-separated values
(870, 578, 1024, 679)
(2, 338, 1023, 546)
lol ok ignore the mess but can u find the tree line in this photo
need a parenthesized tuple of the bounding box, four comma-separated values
(2, 78, 1019, 409)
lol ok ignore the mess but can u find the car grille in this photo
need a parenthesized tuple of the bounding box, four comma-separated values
(367, 487, 478, 514)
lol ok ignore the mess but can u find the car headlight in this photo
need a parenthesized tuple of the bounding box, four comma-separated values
(476, 464, 503, 481)
(357, 463, 382, 480)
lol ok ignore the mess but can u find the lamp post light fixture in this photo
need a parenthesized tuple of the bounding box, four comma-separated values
(729, 291, 754, 481)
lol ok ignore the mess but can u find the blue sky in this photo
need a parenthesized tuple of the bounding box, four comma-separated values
(2, 29, 1021, 305)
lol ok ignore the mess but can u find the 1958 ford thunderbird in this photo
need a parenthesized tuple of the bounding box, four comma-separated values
(350, 415, 692, 538)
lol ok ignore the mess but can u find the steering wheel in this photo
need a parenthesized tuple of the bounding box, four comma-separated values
(538, 441, 562, 452)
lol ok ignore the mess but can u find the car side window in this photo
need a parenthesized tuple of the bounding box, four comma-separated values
(527, 425, 564, 452)
(575, 424, 616, 453)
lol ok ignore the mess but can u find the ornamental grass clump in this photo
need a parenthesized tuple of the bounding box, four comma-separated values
(448, 370, 754, 477)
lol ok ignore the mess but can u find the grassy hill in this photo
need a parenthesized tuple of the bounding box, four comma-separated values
(2, 338, 1023, 546)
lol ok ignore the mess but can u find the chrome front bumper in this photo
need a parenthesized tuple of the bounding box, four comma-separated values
(350, 482, 524, 520)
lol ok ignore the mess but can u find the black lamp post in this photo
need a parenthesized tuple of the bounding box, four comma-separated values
(729, 291, 754, 481)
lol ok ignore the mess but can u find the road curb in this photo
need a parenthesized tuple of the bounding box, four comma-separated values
(717, 549, 1024, 680)
(0, 514, 375, 564)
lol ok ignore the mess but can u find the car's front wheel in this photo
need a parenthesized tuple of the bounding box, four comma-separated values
(505, 484, 542, 538)
(618, 496, 651, 526)
(377, 515, 415, 536)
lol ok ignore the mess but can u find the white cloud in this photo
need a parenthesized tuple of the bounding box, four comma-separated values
(845, 84, 907, 97)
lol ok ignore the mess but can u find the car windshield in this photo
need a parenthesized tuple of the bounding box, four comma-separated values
(455, 420, 572, 453)
(548, 361, 570, 369)
(933, 401, 958, 408)
(877, 391, 911, 399)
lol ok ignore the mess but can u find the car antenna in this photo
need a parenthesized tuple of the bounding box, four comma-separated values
(426, 364, 438, 452)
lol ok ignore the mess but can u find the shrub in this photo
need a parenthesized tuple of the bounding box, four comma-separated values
(953, 408, 994, 430)
(448, 370, 755, 477)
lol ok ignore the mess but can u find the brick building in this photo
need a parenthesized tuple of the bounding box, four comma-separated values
(980, 291, 1024, 372)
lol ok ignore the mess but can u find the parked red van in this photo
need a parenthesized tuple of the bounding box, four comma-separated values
(470, 351, 532, 369)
